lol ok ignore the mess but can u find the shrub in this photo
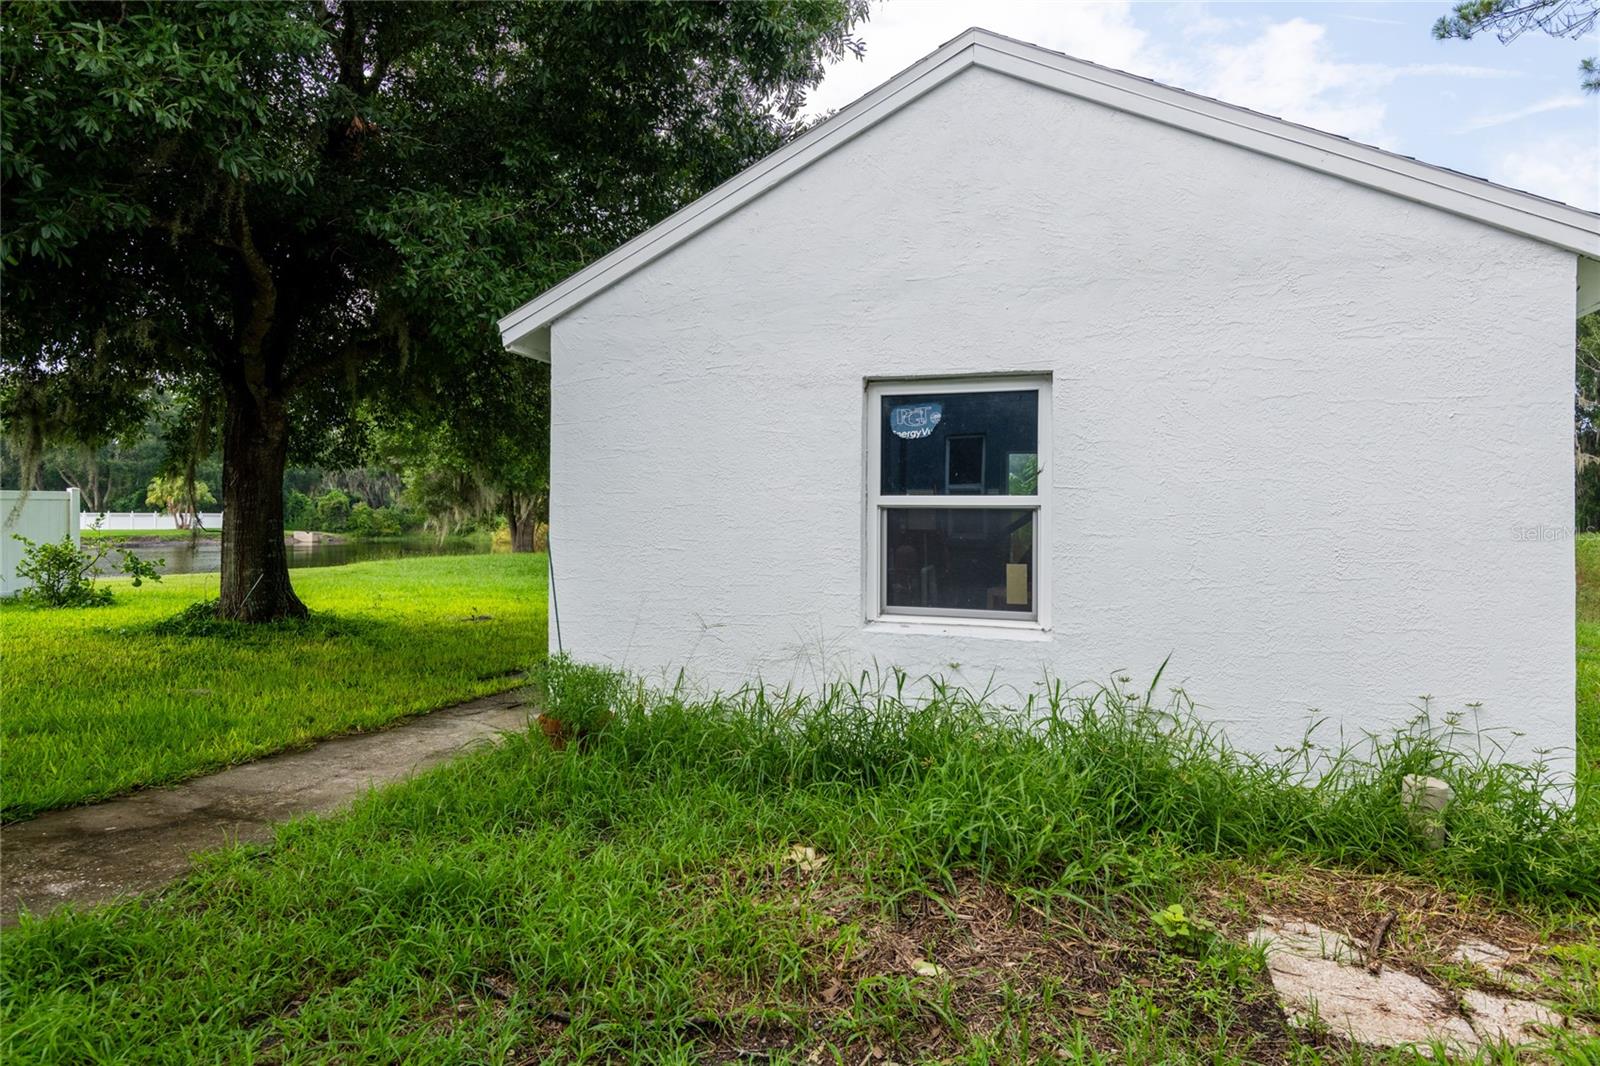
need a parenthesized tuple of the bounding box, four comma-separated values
(9, 534, 162, 608)
(283, 489, 317, 531)
(314, 489, 351, 531)
(345, 502, 380, 537)
(345, 503, 419, 538)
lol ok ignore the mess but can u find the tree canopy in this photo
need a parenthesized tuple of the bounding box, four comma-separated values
(1433, 0, 1599, 90)
(2, 0, 868, 618)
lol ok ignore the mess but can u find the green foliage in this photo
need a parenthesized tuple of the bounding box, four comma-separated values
(281, 485, 420, 535)
(314, 488, 351, 531)
(1577, 314, 1600, 447)
(370, 356, 551, 546)
(344, 501, 414, 538)
(282, 488, 316, 531)
(1576, 315, 1600, 534)
(0, 402, 196, 509)
(1579, 464, 1600, 533)
(142, 598, 367, 641)
(1006, 454, 1040, 495)
(0, 554, 545, 817)
(9, 533, 161, 608)
(1, 0, 871, 615)
(572, 674, 1596, 901)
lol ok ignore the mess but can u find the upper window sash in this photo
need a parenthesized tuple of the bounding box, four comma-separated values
(875, 385, 1041, 500)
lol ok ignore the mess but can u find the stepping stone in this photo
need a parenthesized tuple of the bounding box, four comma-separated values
(1250, 915, 1581, 1053)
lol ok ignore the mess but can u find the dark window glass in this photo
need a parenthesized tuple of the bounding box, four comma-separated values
(881, 390, 1037, 496)
(884, 508, 1034, 614)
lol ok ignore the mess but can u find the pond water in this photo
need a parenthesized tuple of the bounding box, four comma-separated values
(114, 535, 499, 575)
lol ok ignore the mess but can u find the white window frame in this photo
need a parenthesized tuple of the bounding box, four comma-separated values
(865, 374, 1051, 630)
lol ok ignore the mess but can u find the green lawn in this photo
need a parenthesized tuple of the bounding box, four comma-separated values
(1575, 535, 1600, 791)
(0, 554, 546, 819)
(2, 674, 1595, 1063)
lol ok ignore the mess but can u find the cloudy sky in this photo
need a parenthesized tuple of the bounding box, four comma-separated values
(804, 1, 1600, 210)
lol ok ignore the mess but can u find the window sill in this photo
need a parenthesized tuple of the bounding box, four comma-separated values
(863, 617, 1053, 642)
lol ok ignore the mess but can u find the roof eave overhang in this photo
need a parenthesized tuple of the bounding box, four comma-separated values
(498, 27, 1600, 357)
(1580, 258, 1600, 318)
(504, 324, 551, 362)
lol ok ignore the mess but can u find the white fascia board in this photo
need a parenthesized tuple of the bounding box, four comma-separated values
(499, 27, 1600, 355)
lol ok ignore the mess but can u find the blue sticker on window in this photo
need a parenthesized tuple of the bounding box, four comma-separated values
(889, 403, 942, 440)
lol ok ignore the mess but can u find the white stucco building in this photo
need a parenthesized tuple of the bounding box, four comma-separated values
(500, 30, 1600, 770)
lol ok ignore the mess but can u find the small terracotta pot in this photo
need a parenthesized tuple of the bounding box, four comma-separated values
(537, 713, 569, 751)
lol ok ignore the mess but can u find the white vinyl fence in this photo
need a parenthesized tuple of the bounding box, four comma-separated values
(86, 511, 224, 531)
(1, 488, 81, 597)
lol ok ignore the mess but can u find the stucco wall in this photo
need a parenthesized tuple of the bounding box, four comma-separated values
(549, 67, 1577, 773)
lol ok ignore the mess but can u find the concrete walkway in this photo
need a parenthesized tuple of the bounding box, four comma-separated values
(1, 690, 529, 924)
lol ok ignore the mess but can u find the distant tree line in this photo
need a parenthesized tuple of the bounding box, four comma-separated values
(1577, 314, 1600, 532)
(0, 400, 518, 541)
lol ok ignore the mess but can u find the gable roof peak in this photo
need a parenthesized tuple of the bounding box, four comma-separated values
(501, 28, 1600, 358)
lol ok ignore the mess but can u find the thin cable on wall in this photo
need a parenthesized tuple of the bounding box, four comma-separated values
(547, 529, 563, 656)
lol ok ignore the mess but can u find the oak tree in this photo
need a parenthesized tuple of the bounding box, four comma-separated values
(2, 0, 867, 618)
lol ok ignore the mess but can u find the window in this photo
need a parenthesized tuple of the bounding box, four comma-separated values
(866, 377, 1049, 625)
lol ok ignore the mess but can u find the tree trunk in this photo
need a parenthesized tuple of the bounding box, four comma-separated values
(506, 493, 537, 553)
(218, 392, 306, 621)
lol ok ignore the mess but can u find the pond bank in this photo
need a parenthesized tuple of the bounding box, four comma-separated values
(100, 532, 498, 574)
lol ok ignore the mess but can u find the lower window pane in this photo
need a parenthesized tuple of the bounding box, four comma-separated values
(884, 508, 1035, 615)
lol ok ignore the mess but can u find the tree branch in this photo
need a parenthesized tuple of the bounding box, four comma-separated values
(226, 182, 277, 398)
(281, 336, 379, 395)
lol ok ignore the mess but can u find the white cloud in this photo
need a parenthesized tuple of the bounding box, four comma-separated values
(1183, 19, 1513, 147)
(1194, 19, 1392, 142)
(1493, 132, 1600, 209)
(1456, 95, 1589, 133)
(808, 5, 1511, 151)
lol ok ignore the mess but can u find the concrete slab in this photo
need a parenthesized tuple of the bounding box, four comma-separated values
(0, 691, 528, 924)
